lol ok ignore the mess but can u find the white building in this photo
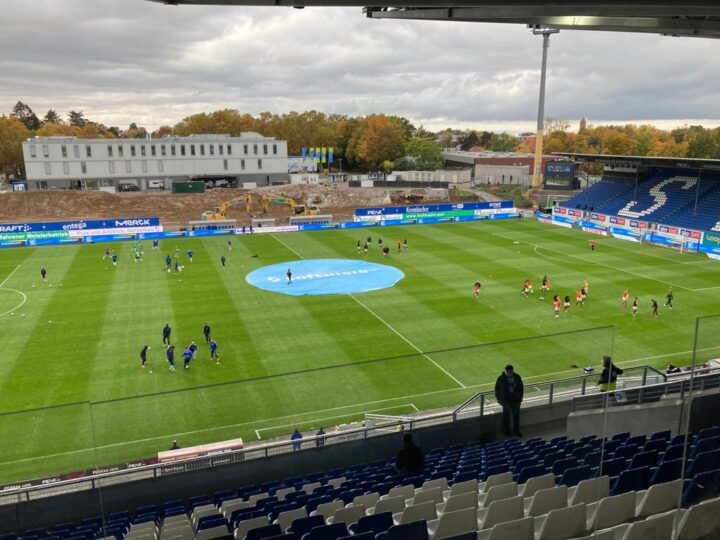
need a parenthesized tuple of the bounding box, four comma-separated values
(22, 133, 289, 191)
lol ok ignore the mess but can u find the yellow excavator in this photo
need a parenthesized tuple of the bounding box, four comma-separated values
(201, 194, 254, 221)
(261, 194, 319, 216)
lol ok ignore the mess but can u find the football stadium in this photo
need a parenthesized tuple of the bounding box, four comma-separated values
(2, 2, 720, 540)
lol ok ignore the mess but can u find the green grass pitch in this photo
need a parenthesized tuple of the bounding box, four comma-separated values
(0, 218, 718, 483)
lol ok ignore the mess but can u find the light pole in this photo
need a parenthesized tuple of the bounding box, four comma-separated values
(531, 26, 559, 190)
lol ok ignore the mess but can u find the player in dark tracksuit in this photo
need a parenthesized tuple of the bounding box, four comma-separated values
(40, 268, 47, 282)
(665, 288, 674, 309)
(203, 324, 211, 343)
(140, 345, 149, 368)
(162, 324, 171, 345)
(165, 255, 172, 271)
(166, 345, 176, 371)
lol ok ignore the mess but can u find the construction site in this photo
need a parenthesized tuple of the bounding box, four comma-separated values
(0, 184, 481, 227)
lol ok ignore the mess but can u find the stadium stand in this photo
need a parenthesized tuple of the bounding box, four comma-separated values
(3, 427, 720, 540)
(562, 167, 720, 231)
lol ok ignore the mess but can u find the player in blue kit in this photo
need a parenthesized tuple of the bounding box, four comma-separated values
(166, 345, 176, 372)
(112, 253, 118, 267)
(140, 345, 149, 368)
(209, 339, 219, 363)
(188, 341, 198, 357)
(183, 347, 193, 370)
(174, 260, 180, 274)
(165, 255, 172, 271)
(187, 250, 193, 263)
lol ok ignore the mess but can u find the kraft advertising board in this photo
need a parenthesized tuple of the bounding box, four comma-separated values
(354, 201, 512, 217)
(0, 217, 160, 234)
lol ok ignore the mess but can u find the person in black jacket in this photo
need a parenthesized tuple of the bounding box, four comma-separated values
(495, 365, 524, 437)
(598, 356, 624, 392)
(396, 432, 424, 477)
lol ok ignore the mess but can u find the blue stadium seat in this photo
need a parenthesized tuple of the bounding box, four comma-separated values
(350, 512, 393, 536)
(650, 459, 683, 485)
(197, 515, 227, 531)
(610, 467, 650, 496)
(380, 520, 430, 540)
(643, 439, 668, 454)
(583, 451, 602, 468)
(629, 450, 659, 470)
(651, 430, 671, 441)
(598, 458, 627, 478)
(517, 464, 547, 485)
(338, 534, 373, 540)
(289, 516, 325, 537)
(687, 450, 720, 478)
(613, 445, 639, 461)
(612, 433, 630, 443)
(246, 524, 283, 540)
(551, 458, 579, 477)
(302, 523, 348, 540)
(559, 465, 593, 487)
(691, 436, 720, 459)
(683, 468, 720, 505)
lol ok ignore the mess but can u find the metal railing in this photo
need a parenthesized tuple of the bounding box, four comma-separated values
(453, 365, 667, 421)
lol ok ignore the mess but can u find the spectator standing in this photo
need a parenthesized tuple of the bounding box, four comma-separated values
(598, 356, 624, 392)
(315, 427, 326, 448)
(170, 440, 179, 450)
(495, 365, 524, 437)
(291, 429, 303, 451)
(396, 432, 424, 477)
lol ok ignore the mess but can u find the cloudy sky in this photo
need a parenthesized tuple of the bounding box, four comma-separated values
(2, 0, 719, 134)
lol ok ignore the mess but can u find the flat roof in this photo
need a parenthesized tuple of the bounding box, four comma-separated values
(555, 152, 720, 169)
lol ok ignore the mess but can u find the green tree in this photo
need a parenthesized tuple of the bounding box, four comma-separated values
(67, 110, 87, 127)
(394, 137, 444, 171)
(387, 116, 416, 140)
(687, 129, 720, 158)
(489, 132, 518, 152)
(0, 116, 31, 178)
(42, 109, 62, 125)
(11, 101, 41, 131)
(346, 114, 406, 171)
(459, 131, 480, 151)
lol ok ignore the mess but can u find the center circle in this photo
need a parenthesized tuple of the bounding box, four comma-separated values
(245, 259, 404, 296)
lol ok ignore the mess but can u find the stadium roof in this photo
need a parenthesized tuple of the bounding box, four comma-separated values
(555, 152, 720, 169)
(148, 1, 720, 39)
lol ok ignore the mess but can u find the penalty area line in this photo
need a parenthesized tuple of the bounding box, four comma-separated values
(270, 234, 467, 389)
(0, 264, 22, 288)
(0, 265, 28, 318)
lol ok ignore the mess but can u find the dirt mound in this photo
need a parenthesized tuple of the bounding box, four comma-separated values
(0, 184, 467, 227)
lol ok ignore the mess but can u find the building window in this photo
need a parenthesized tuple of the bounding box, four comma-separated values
(74, 145, 80, 158)
(108, 145, 113, 157)
(44, 162, 52, 175)
(209, 144, 214, 156)
(30, 145, 37, 158)
(109, 162, 115, 174)
(151, 145, 156, 157)
(43, 145, 50, 158)
(227, 144, 232, 155)
(243, 144, 248, 155)
(142, 160, 148, 173)
(258, 159, 262, 170)
(253, 144, 258, 155)
(61, 145, 68, 158)
(63, 162, 69, 175)
(241, 159, 245, 170)
(131, 145, 136, 157)
(161, 144, 166, 157)
(86, 145, 92, 157)
(223, 159, 228, 171)
(181, 144, 186, 156)
(171, 145, 176, 156)
(36, 181, 48, 189)
(200, 144, 205, 156)
(81, 162, 87, 174)
(191, 145, 195, 156)
(141, 145, 146, 157)
(273, 144, 277, 155)
(125, 161, 131, 173)
(219, 145, 223, 156)
(158, 160, 164, 172)
(118, 146, 124, 157)
(263, 144, 268, 155)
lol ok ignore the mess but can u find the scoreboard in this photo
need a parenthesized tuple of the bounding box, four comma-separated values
(544, 161, 578, 189)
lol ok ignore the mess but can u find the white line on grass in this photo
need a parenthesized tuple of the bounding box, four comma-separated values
(0, 265, 28, 318)
(255, 404, 417, 438)
(0, 264, 22, 288)
(270, 234, 467, 389)
(410, 403, 420, 412)
(3, 345, 715, 466)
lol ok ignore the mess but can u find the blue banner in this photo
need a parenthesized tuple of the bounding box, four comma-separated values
(301, 147, 307, 159)
(0, 218, 160, 234)
(187, 229, 234, 237)
(354, 201, 513, 217)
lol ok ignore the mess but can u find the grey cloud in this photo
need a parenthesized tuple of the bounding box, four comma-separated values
(0, 0, 719, 133)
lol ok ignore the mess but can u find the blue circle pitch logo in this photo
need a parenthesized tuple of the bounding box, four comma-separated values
(246, 259, 404, 296)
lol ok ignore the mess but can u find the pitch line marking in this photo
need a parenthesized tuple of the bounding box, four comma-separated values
(255, 404, 417, 438)
(2, 345, 716, 466)
(270, 234, 467, 389)
(0, 265, 28, 318)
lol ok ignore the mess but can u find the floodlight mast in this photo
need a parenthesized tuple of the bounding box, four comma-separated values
(531, 26, 559, 189)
